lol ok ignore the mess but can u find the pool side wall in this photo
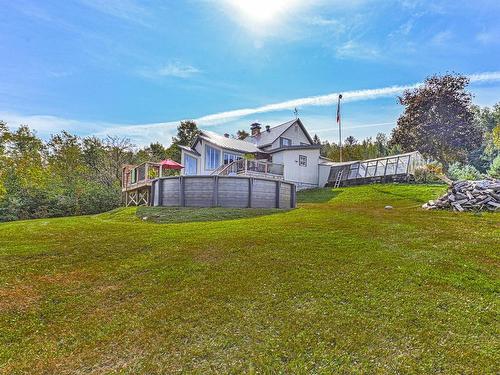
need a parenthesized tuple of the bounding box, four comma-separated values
(151, 176, 296, 209)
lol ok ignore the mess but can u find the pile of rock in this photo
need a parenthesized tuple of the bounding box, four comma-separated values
(422, 179, 500, 212)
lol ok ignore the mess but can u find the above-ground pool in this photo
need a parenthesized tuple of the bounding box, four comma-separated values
(151, 176, 296, 209)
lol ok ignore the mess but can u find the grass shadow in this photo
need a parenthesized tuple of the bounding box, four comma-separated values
(136, 206, 286, 224)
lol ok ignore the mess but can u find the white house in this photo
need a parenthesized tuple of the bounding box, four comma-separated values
(179, 118, 330, 189)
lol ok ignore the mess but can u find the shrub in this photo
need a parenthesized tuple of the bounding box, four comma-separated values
(448, 162, 482, 181)
(413, 162, 444, 183)
(488, 155, 500, 178)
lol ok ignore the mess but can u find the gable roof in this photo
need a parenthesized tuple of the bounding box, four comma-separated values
(193, 130, 261, 153)
(245, 118, 314, 148)
(178, 144, 200, 156)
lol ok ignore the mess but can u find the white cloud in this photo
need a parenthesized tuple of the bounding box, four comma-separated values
(194, 83, 417, 126)
(476, 30, 500, 45)
(335, 40, 381, 60)
(308, 16, 342, 27)
(0, 112, 111, 136)
(3, 71, 500, 146)
(430, 30, 453, 46)
(468, 71, 500, 83)
(140, 62, 201, 79)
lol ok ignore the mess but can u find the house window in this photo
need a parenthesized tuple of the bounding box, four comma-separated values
(205, 145, 221, 170)
(299, 155, 307, 167)
(280, 137, 292, 147)
(185, 154, 197, 175)
(223, 152, 241, 165)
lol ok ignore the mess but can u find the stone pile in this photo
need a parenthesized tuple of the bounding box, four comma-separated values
(422, 179, 500, 212)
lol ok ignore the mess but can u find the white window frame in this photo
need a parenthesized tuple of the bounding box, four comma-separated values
(299, 155, 307, 167)
(280, 137, 292, 147)
(205, 144, 221, 170)
(184, 154, 198, 175)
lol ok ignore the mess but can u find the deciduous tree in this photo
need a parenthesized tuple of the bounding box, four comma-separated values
(391, 74, 483, 169)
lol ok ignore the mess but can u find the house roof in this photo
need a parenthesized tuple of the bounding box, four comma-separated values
(195, 130, 261, 153)
(245, 118, 314, 148)
(267, 144, 321, 154)
(178, 144, 201, 156)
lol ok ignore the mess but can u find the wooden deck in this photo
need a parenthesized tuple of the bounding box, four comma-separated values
(122, 162, 171, 206)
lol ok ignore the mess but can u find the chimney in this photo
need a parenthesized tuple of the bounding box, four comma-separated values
(250, 122, 261, 136)
(265, 125, 270, 132)
(224, 133, 229, 138)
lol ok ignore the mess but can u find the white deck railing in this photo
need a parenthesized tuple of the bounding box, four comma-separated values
(214, 159, 284, 179)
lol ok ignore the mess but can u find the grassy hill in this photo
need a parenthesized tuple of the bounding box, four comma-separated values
(0, 184, 498, 373)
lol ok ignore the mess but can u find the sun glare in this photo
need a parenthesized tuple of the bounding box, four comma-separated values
(227, 0, 294, 23)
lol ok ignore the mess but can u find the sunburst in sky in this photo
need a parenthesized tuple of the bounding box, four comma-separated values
(225, 0, 299, 23)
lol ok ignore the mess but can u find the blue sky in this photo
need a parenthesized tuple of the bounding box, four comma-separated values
(1, 0, 499, 146)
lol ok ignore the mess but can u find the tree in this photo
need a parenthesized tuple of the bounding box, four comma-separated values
(344, 136, 357, 146)
(138, 142, 169, 162)
(170, 120, 200, 162)
(488, 155, 500, 178)
(375, 133, 389, 157)
(313, 134, 321, 145)
(448, 162, 482, 180)
(172, 120, 199, 146)
(104, 136, 134, 184)
(0, 123, 133, 221)
(0, 121, 8, 198)
(236, 129, 249, 140)
(493, 125, 500, 149)
(468, 103, 500, 172)
(0, 121, 7, 155)
(391, 74, 483, 169)
(0, 125, 49, 220)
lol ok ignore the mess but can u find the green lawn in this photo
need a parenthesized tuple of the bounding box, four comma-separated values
(0, 184, 499, 373)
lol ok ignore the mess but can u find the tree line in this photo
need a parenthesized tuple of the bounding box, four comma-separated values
(1, 73, 498, 221)
(0, 121, 199, 221)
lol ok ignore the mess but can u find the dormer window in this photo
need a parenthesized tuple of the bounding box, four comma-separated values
(280, 137, 292, 147)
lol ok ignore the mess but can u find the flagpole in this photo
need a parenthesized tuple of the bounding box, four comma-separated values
(337, 94, 343, 162)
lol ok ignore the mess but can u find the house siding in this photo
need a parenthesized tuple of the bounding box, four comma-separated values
(272, 148, 320, 189)
(269, 123, 311, 149)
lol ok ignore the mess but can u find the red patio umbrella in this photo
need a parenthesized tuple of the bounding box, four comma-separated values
(160, 159, 184, 170)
